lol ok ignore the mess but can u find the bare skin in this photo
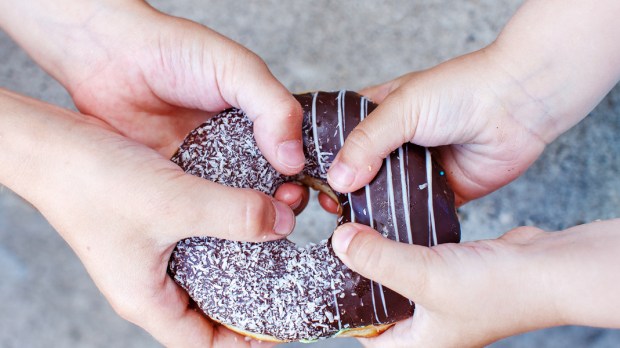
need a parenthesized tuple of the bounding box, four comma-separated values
(327, 0, 620, 346)
(0, 0, 308, 346)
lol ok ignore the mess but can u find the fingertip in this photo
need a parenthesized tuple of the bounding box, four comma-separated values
(327, 156, 383, 193)
(317, 192, 339, 214)
(251, 97, 305, 176)
(275, 139, 305, 173)
(272, 199, 296, 237)
(332, 223, 361, 257)
(326, 159, 356, 192)
(274, 183, 309, 215)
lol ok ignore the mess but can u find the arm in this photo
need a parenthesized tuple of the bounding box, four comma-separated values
(0, 0, 305, 171)
(326, 0, 620, 205)
(0, 88, 286, 347)
(332, 220, 620, 347)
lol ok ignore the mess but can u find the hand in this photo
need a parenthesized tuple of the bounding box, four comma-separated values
(0, 0, 308, 211)
(0, 90, 287, 347)
(325, 0, 620, 206)
(324, 49, 548, 207)
(331, 220, 620, 347)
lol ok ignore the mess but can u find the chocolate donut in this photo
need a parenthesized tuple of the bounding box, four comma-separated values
(168, 91, 460, 342)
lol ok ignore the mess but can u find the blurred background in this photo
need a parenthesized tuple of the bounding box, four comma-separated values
(1, 0, 619, 347)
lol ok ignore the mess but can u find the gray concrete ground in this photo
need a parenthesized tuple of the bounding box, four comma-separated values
(1, 0, 620, 347)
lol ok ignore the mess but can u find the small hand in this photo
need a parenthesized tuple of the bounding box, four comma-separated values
(330, 223, 555, 347)
(331, 219, 620, 347)
(324, 50, 549, 206)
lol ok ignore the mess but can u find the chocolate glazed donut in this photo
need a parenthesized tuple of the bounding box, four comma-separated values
(168, 91, 461, 342)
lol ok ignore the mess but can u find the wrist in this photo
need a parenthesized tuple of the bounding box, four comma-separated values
(483, 227, 566, 340)
(481, 0, 620, 144)
(533, 220, 620, 329)
(0, 0, 155, 87)
(0, 89, 112, 205)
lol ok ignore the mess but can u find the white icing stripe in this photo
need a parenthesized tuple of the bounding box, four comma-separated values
(336, 90, 355, 223)
(370, 280, 381, 323)
(365, 181, 389, 318)
(399, 147, 414, 244)
(386, 156, 399, 242)
(337, 90, 346, 146)
(426, 149, 438, 246)
(360, 96, 367, 121)
(406, 146, 412, 220)
(311, 92, 324, 173)
(364, 185, 373, 228)
(358, 95, 391, 322)
(348, 193, 355, 223)
(331, 280, 342, 330)
(379, 285, 389, 318)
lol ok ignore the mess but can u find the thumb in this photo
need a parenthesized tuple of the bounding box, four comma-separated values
(331, 223, 433, 301)
(327, 86, 419, 193)
(227, 54, 305, 176)
(157, 174, 295, 243)
(147, 22, 305, 175)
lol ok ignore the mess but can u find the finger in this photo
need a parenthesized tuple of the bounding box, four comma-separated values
(274, 183, 310, 215)
(157, 174, 295, 243)
(217, 45, 305, 176)
(150, 25, 304, 175)
(331, 223, 434, 300)
(127, 276, 217, 348)
(327, 87, 417, 193)
(359, 74, 410, 104)
(130, 277, 273, 348)
(318, 192, 339, 214)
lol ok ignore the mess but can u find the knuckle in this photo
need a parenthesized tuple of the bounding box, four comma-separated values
(501, 226, 545, 244)
(409, 247, 434, 297)
(108, 296, 140, 323)
(237, 190, 272, 236)
(345, 126, 384, 164)
(390, 89, 418, 143)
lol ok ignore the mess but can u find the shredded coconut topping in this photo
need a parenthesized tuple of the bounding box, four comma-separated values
(169, 108, 349, 341)
(170, 238, 350, 341)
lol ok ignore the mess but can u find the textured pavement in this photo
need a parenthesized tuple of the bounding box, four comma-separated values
(1, 1, 620, 347)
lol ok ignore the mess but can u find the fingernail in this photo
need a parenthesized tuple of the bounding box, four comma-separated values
(290, 195, 303, 211)
(277, 140, 305, 170)
(328, 161, 355, 189)
(273, 200, 295, 236)
(332, 224, 359, 255)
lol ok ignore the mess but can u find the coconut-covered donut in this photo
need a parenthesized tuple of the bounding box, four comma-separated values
(168, 91, 460, 342)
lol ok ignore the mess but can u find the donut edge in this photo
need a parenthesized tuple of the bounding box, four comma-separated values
(222, 321, 396, 343)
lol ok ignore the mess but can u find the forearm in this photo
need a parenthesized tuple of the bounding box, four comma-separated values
(0, 89, 112, 208)
(486, 0, 620, 143)
(0, 0, 151, 87)
(467, 220, 620, 343)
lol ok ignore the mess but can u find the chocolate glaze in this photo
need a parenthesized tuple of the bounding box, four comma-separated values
(168, 91, 460, 342)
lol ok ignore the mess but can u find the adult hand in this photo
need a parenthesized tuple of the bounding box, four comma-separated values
(0, 90, 286, 347)
(0, 0, 308, 212)
(331, 220, 620, 347)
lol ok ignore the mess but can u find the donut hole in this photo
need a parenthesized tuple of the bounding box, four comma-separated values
(288, 189, 339, 247)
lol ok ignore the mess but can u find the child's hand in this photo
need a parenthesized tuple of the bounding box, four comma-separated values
(326, 0, 620, 206)
(331, 219, 620, 347)
(0, 89, 287, 348)
(328, 50, 549, 206)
